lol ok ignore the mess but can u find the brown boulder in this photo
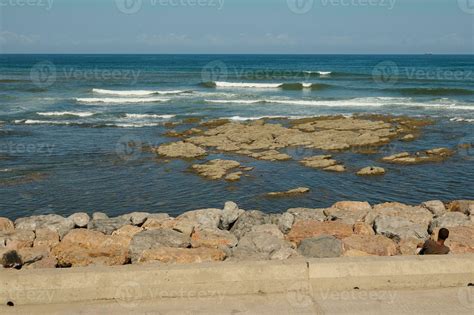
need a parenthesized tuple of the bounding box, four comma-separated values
(353, 222, 375, 235)
(286, 220, 353, 245)
(191, 228, 238, 249)
(137, 247, 226, 264)
(342, 235, 398, 256)
(0, 229, 35, 250)
(0, 217, 14, 232)
(33, 228, 60, 249)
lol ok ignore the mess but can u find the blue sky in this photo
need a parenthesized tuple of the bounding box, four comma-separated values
(0, 0, 472, 53)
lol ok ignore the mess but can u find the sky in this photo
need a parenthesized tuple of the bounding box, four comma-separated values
(0, 0, 473, 54)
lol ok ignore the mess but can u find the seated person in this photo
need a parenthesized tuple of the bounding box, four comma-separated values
(417, 228, 450, 255)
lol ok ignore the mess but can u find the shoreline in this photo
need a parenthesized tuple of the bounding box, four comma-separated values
(1, 199, 473, 269)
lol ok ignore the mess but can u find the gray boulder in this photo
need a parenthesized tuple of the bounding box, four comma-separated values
(287, 208, 326, 222)
(87, 217, 131, 235)
(230, 210, 267, 239)
(421, 200, 446, 217)
(278, 212, 295, 234)
(129, 229, 191, 263)
(429, 212, 470, 233)
(92, 212, 108, 220)
(14, 214, 74, 239)
(374, 215, 428, 241)
(220, 201, 244, 230)
(68, 213, 90, 228)
(119, 212, 169, 226)
(176, 208, 222, 230)
(298, 235, 342, 258)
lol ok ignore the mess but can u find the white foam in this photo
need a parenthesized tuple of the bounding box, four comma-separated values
(302, 82, 313, 88)
(228, 115, 308, 121)
(205, 99, 264, 104)
(76, 97, 170, 104)
(93, 88, 187, 96)
(37, 111, 95, 117)
(125, 114, 176, 119)
(105, 122, 161, 128)
(15, 120, 71, 125)
(450, 117, 474, 123)
(214, 81, 282, 88)
(303, 71, 332, 76)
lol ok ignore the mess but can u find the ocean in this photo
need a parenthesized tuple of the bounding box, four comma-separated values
(0, 54, 473, 220)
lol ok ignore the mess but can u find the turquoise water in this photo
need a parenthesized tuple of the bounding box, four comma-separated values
(0, 54, 473, 219)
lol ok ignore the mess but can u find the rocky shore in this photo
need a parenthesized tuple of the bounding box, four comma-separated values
(1, 200, 473, 269)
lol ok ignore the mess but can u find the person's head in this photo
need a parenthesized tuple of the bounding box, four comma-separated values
(438, 228, 449, 242)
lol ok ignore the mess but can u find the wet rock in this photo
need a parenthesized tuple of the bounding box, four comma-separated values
(33, 228, 60, 249)
(52, 229, 130, 267)
(191, 228, 238, 249)
(323, 164, 346, 172)
(176, 208, 222, 230)
(448, 200, 474, 215)
(300, 155, 338, 169)
(357, 166, 386, 176)
(137, 247, 226, 264)
(401, 134, 415, 142)
(278, 212, 295, 234)
(129, 229, 191, 263)
(324, 201, 372, 225)
(15, 214, 75, 239)
(374, 215, 428, 241)
(342, 235, 397, 256)
(155, 141, 207, 158)
(68, 213, 90, 228)
(298, 235, 343, 258)
(192, 159, 241, 180)
(249, 150, 291, 161)
(353, 222, 375, 235)
(286, 220, 353, 245)
(87, 217, 131, 235)
(225, 171, 243, 181)
(220, 201, 244, 230)
(382, 148, 454, 165)
(428, 212, 470, 233)
(0, 217, 14, 232)
(266, 187, 310, 197)
(287, 208, 326, 222)
(422, 200, 446, 217)
(230, 210, 267, 240)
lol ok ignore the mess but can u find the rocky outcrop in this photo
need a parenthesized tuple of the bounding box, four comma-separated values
(266, 187, 310, 197)
(298, 235, 342, 258)
(192, 159, 241, 180)
(14, 214, 75, 239)
(300, 155, 345, 172)
(154, 141, 207, 158)
(357, 166, 386, 176)
(382, 148, 454, 165)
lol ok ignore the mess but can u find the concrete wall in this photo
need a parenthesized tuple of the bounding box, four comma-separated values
(1, 254, 473, 306)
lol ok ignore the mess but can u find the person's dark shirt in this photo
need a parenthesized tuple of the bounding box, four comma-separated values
(419, 239, 450, 255)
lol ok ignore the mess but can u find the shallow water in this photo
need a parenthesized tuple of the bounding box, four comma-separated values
(0, 54, 473, 220)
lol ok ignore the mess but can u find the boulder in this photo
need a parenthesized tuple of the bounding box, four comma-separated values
(0, 217, 14, 232)
(87, 217, 131, 235)
(324, 201, 372, 225)
(230, 210, 267, 240)
(353, 222, 375, 235)
(0, 229, 35, 250)
(51, 229, 129, 267)
(155, 141, 207, 158)
(142, 216, 174, 230)
(112, 225, 143, 239)
(287, 208, 326, 222)
(398, 238, 420, 255)
(18, 245, 50, 265)
(428, 212, 470, 233)
(14, 214, 75, 239)
(176, 208, 222, 230)
(298, 235, 343, 258)
(33, 228, 60, 249)
(357, 166, 386, 176)
(266, 187, 310, 197)
(191, 228, 238, 249)
(92, 212, 108, 220)
(225, 172, 243, 181)
(192, 159, 241, 180)
(68, 213, 90, 228)
(220, 201, 244, 230)
(421, 200, 446, 217)
(120, 212, 153, 226)
(374, 215, 428, 241)
(129, 229, 191, 263)
(278, 212, 295, 234)
(366, 202, 433, 227)
(137, 247, 226, 264)
(286, 220, 353, 245)
(342, 235, 398, 256)
(448, 200, 474, 215)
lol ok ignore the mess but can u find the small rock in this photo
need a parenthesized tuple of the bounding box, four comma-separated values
(120, 212, 151, 226)
(278, 212, 295, 234)
(68, 213, 90, 228)
(155, 141, 207, 159)
(220, 201, 244, 230)
(225, 171, 243, 181)
(298, 235, 343, 258)
(266, 187, 310, 197)
(398, 238, 421, 255)
(357, 166, 386, 176)
(421, 200, 446, 217)
(401, 134, 415, 142)
(323, 165, 346, 172)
